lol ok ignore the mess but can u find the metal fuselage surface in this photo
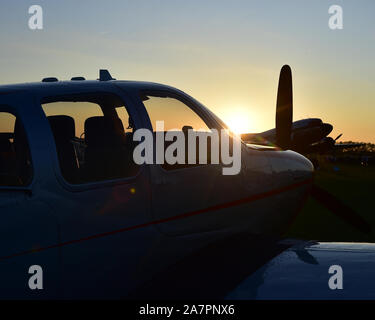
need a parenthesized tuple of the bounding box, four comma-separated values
(0, 80, 314, 298)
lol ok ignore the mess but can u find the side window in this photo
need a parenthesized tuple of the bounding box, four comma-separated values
(0, 110, 33, 186)
(42, 94, 138, 184)
(140, 93, 213, 170)
(43, 102, 102, 138)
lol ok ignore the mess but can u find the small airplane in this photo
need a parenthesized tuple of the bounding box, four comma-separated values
(0, 66, 372, 299)
(241, 67, 364, 155)
(241, 119, 348, 154)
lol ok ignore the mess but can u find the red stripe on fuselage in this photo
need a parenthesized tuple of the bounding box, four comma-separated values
(0, 178, 313, 261)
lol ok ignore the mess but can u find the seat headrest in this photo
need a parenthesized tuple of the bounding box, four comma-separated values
(84, 116, 126, 147)
(48, 115, 75, 141)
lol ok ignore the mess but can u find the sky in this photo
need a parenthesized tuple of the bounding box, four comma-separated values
(0, 0, 374, 142)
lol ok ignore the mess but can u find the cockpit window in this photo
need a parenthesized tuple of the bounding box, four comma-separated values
(0, 110, 33, 186)
(140, 92, 214, 171)
(142, 95, 210, 132)
(42, 93, 139, 184)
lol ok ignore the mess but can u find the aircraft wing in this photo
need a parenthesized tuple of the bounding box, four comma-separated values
(226, 241, 375, 299)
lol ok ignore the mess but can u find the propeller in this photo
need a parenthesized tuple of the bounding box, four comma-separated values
(275, 65, 371, 234)
(316, 133, 343, 152)
(276, 65, 293, 150)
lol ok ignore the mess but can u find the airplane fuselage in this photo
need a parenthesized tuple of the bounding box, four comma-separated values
(0, 79, 313, 298)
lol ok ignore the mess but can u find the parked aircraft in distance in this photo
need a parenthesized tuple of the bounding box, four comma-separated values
(241, 75, 364, 154)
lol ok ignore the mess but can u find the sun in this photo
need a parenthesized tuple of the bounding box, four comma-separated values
(225, 113, 251, 135)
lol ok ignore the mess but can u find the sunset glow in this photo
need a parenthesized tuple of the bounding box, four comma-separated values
(224, 113, 253, 135)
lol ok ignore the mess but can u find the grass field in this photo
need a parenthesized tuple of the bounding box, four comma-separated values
(286, 161, 375, 242)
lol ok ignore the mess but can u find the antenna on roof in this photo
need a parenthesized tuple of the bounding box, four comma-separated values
(98, 69, 116, 81)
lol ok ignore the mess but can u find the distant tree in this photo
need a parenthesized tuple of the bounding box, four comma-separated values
(337, 142, 375, 155)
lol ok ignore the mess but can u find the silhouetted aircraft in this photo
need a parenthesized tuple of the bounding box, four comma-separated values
(0, 67, 372, 299)
(241, 68, 364, 154)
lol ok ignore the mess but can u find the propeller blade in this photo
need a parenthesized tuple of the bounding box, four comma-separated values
(276, 65, 293, 149)
(335, 133, 343, 141)
(311, 184, 371, 234)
